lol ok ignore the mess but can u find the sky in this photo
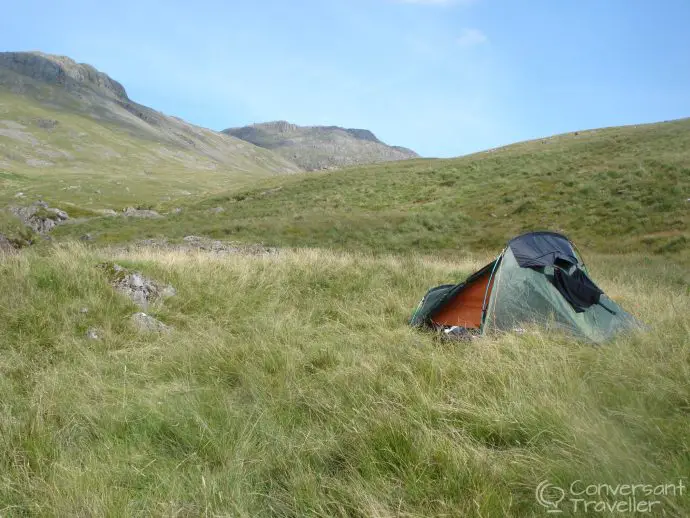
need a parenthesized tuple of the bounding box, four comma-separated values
(1, 0, 690, 157)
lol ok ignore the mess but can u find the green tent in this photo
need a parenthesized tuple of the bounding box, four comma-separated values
(410, 231, 640, 343)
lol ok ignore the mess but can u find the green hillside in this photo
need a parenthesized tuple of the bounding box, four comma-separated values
(56, 118, 690, 259)
(0, 52, 301, 212)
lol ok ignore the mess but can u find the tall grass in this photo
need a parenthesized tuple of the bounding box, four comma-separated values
(1, 244, 687, 516)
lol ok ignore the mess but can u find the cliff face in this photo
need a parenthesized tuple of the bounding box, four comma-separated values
(0, 52, 129, 100)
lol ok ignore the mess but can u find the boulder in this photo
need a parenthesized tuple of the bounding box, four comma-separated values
(10, 201, 69, 233)
(85, 327, 100, 340)
(99, 262, 176, 310)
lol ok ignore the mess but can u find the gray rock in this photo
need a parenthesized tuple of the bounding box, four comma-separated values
(107, 263, 175, 310)
(130, 312, 170, 333)
(52, 208, 69, 221)
(122, 207, 161, 218)
(10, 201, 69, 233)
(209, 207, 225, 214)
(80, 233, 94, 241)
(128, 273, 145, 289)
(99, 209, 118, 217)
(85, 327, 100, 340)
(0, 52, 129, 100)
(36, 118, 59, 130)
(80, 307, 89, 314)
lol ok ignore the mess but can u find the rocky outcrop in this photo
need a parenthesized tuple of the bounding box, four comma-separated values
(0, 51, 128, 100)
(99, 262, 176, 310)
(223, 121, 419, 171)
(10, 201, 69, 233)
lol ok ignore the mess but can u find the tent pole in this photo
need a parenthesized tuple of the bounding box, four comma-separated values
(480, 248, 505, 331)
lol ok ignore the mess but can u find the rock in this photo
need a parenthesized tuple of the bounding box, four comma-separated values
(52, 209, 69, 220)
(10, 201, 69, 234)
(209, 207, 225, 214)
(99, 209, 118, 217)
(101, 262, 175, 310)
(122, 207, 161, 218)
(0, 52, 129, 101)
(85, 327, 100, 340)
(15, 192, 25, 198)
(130, 290, 148, 308)
(128, 273, 145, 288)
(80, 307, 89, 314)
(130, 312, 170, 333)
(36, 118, 59, 129)
(80, 233, 94, 241)
(172, 208, 182, 214)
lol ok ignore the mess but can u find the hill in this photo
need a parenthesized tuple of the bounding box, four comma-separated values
(223, 120, 418, 170)
(0, 52, 301, 209)
(59, 117, 690, 260)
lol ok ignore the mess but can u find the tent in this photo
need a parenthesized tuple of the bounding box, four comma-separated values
(410, 231, 640, 343)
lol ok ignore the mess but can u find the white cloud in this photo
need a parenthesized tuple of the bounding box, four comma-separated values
(457, 28, 488, 47)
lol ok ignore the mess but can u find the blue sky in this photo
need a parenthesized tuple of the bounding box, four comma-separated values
(2, 0, 689, 157)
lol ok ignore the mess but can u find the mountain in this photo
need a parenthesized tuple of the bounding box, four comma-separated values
(223, 120, 419, 171)
(0, 52, 301, 208)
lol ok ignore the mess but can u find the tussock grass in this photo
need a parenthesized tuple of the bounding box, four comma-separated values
(1, 244, 688, 516)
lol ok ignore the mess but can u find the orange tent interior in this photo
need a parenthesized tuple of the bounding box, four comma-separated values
(431, 271, 495, 329)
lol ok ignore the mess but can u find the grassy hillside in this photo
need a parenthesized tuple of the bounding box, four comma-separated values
(57, 118, 690, 259)
(0, 244, 687, 516)
(0, 92, 300, 210)
(0, 52, 301, 211)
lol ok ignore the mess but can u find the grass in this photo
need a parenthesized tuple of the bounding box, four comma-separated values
(0, 243, 688, 516)
(53, 118, 690, 260)
(3, 103, 690, 515)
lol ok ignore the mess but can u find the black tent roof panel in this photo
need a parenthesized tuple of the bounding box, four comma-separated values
(508, 231, 579, 268)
